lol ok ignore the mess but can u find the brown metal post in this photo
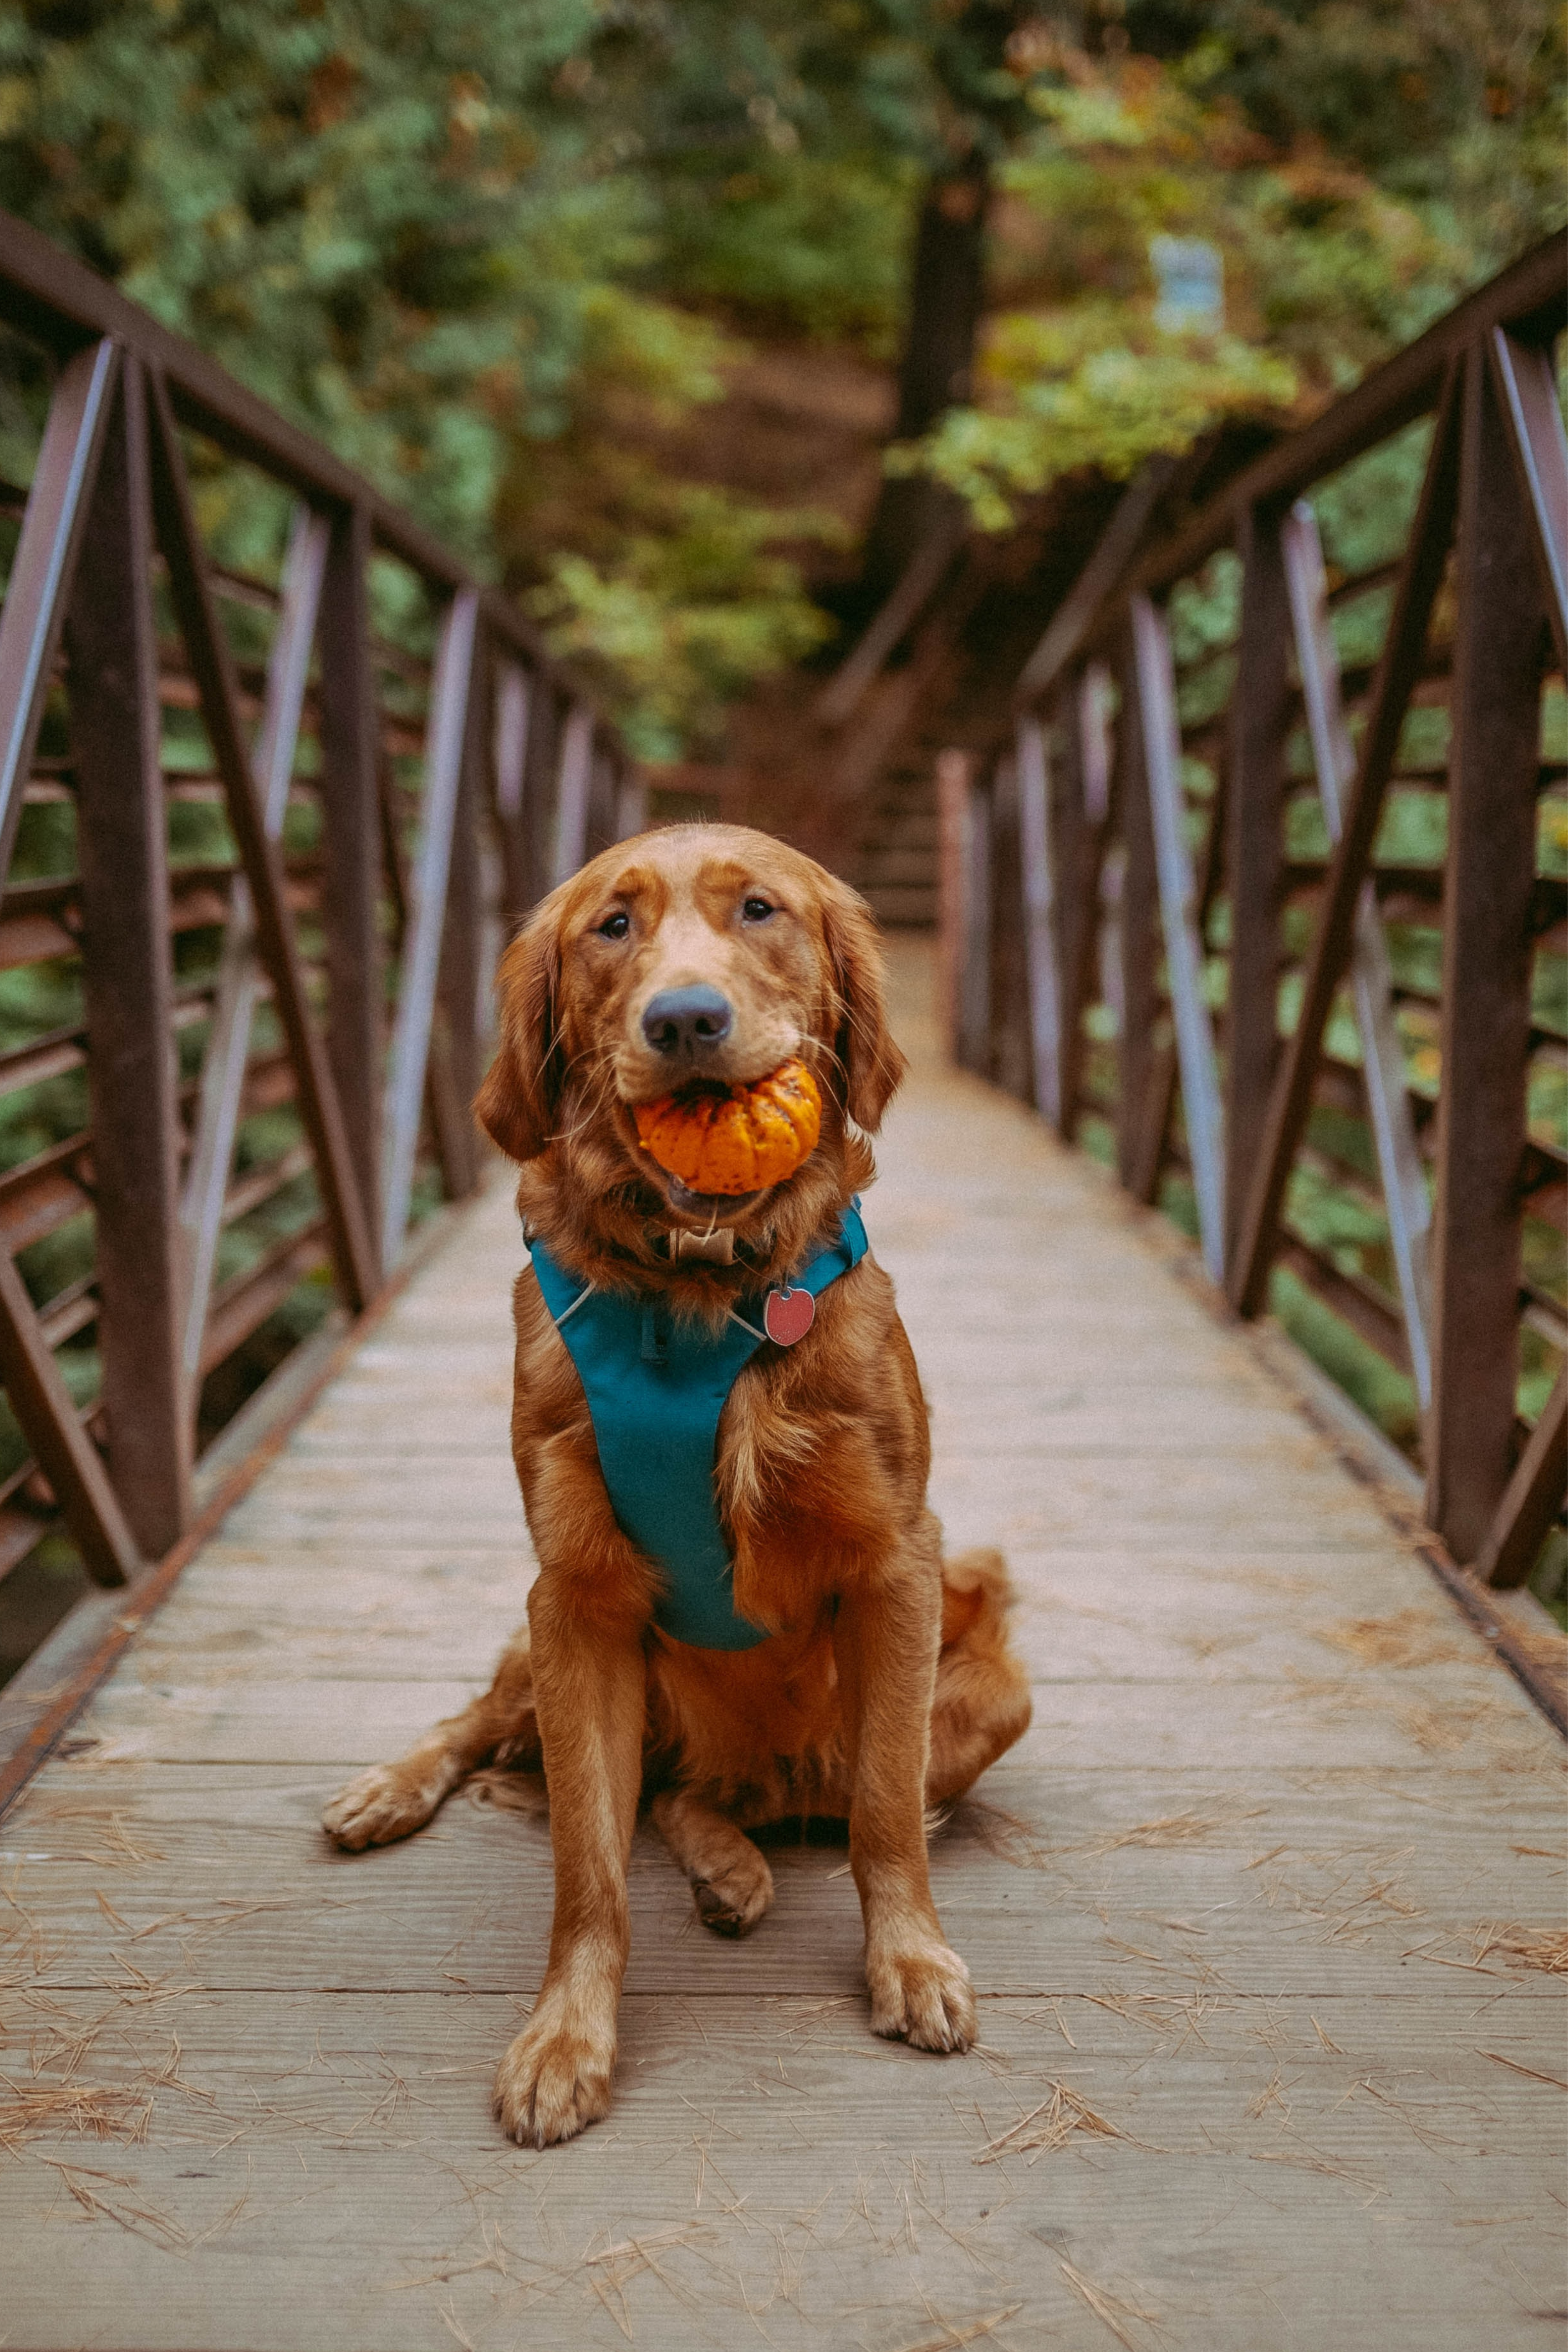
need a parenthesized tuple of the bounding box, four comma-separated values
(585, 737, 619, 862)
(988, 751, 1029, 1101)
(959, 764, 993, 1077)
(317, 500, 384, 1260)
(66, 357, 192, 1554)
(1058, 670, 1116, 1144)
(492, 657, 533, 929)
(1425, 344, 1547, 1557)
(1225, 504, 1290, 1278)
(935, 748, 971, 1061)
(520, 678, 561, 916)
(1114, 634, 1158, 1194)
(434, 632, 486, 1196)
(1045, 697, 1083, 1135)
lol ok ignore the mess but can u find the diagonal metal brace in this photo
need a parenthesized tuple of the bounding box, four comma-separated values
(380, 588, 480, 1267)
(1129, 592, 1227, 1282)
(177, 504, 330, 1392)
(0, 338, 120, 884)
(146, 369, 377, 1314)
(1282, 500, 1433, 1408)
(1015, 713, 1063, 1131)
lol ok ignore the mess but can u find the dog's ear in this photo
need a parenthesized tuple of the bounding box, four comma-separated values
(820, 875, 906, 1134)
(474, 910, 563, 1163)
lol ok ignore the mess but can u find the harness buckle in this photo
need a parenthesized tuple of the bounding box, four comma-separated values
(668, 1225, 736, 1265)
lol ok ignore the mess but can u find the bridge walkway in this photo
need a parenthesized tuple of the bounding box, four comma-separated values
(0, 944, 1563, 2352)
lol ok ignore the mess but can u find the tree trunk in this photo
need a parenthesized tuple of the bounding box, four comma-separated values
(860, 154, 990, 600)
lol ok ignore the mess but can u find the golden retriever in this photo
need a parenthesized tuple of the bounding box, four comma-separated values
(323, 824, 1031, 2145)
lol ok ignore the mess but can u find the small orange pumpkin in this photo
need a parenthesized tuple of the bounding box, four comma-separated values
(634, 1058, 822, 1195)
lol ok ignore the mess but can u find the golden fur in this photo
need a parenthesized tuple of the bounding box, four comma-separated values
(323, 825, 1031, 2145)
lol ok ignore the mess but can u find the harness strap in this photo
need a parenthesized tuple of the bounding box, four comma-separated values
(548, 1283, 593, 1334)
(528, 1201, 867, 1650)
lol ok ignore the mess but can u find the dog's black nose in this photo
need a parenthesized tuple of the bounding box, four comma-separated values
(641, 984, 733, 1058)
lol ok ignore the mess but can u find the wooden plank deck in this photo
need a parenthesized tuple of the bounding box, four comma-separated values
(1, 943, 1564, 2352)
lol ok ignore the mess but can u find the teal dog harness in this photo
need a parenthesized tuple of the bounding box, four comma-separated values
(528, 1202, 868, 1651)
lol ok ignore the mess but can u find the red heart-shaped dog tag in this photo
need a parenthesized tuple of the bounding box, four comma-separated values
(764, 1286, 815, 1347)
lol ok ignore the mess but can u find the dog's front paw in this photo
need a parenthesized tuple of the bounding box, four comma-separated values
(321, 1760, 449, 1850)
(494, 2011, 615, 2147)
(692, 1845, 774, 1938)
(867, 1939, 976, 2054)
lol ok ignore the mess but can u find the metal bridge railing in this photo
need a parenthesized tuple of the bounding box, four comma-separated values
(0, 209, 637, 1792)
(939, 233, 1567, 1702)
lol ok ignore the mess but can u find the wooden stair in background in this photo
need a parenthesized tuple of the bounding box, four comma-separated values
(851, 758, 940, 928)
(648, 437, 1273, 934)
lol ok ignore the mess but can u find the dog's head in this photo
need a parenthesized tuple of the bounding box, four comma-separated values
(476, 824, 904, 1297)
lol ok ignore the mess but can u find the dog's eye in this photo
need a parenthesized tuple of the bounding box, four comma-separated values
(741, 897, 775, 924)
(596, 911, 630, 941)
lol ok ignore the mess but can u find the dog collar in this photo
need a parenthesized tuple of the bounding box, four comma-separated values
(527, 1201, 868, 1651)
(664, 1222, 737, 1264)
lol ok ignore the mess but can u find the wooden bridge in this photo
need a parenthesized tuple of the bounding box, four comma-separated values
(0, 216, 1562, 2349)
(1, 942, 1564, 2352)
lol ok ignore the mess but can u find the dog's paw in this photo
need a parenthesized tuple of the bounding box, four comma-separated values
(494, 2013, 615, 2147)
(691, 1846, 774, 1938)
(321, 1761, 448, 1850)
(867, 1939, 976, 2054)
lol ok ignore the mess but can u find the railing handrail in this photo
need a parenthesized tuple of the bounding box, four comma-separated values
(0, 205, 615, 733)
(946, 234, 1568, 1732)
(1016, 227, 1568, 708)
(0, 211, 647, 1784)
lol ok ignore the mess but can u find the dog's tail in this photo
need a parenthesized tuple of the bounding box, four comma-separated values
(939, 1544, 1016, 1648)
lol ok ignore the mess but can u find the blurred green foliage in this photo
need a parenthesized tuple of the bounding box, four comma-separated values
(911, 9, 1564, 523)
(0, 4, 1558, 748)
(0, 0, 982, 751)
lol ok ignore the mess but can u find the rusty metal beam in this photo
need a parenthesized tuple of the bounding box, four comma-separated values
(1229, 364, 1463, 1321)
(1015, 459, 1177, 708)
(434, 630, 487, 1200)
(318, 500, 384, 1244)
(178, 502, 331, 1388)
(492, 657, 533, 927)
(1487, 325, 1568, 672)
(1009, 234, 1563, 702)
(66, 356, 192, 1555)
(146, 369, 378, 1315)
(1129, 232, 1564, 604)
(519, 676, 562, 918)
(1114, 634, 1160, 1197)
(552, 701, 596, 889)
(1476, 1369, 1567, 1591)
(816, 508, 967, 727)
(1057, 668, 1116, 1142)
(1015, 713, 1063, 1129)
(0, 338, 118, 882)
(0, 206, 630, 728)
(1281, 500, 1433, 1410)
(1224, 504, 1290, 1279)
(1426, 344, 1551, 1558)
(379, 587, 479, 1265)
(0, 1252, 139, 1588)
(1130, 592, 1226, 1279)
